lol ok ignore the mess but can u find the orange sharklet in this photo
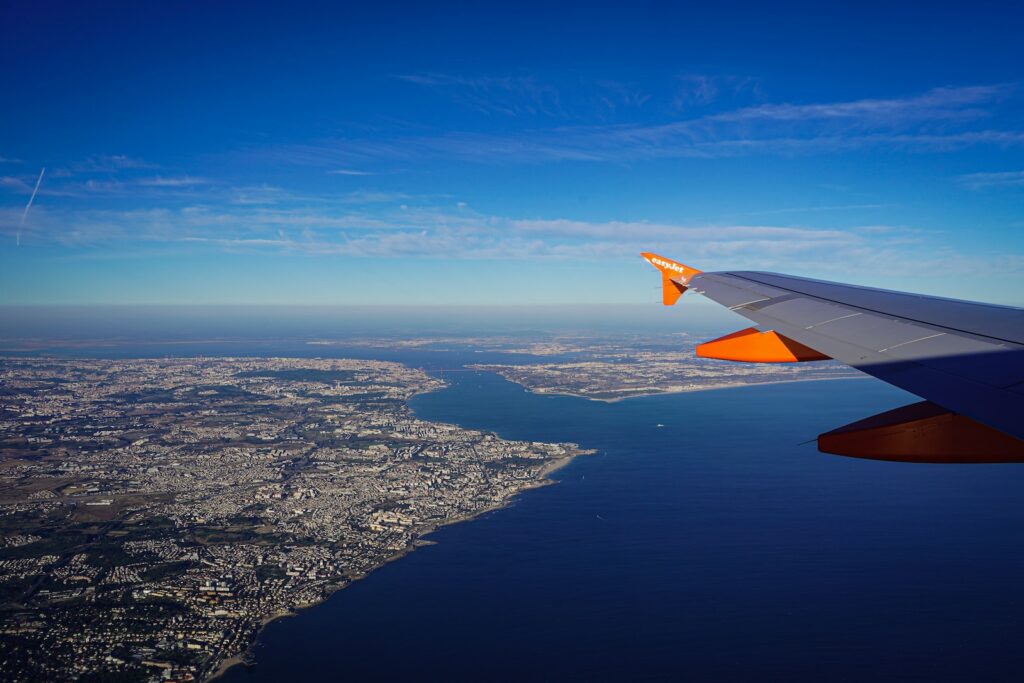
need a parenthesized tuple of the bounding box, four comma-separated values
(640, 252, 703, 306)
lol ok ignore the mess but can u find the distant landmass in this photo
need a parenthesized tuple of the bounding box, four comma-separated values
(464, 335, 861, 400)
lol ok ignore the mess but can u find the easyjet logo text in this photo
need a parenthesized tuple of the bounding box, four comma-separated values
(649, 257, 686, 274)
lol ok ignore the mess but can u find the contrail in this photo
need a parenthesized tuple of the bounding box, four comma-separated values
(16, 167, 45, 246)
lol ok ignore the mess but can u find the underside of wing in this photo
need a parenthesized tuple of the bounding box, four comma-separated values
(642, 252, 1024, 463)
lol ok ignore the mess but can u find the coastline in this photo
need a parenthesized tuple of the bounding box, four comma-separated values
(208, 446, 589, 682)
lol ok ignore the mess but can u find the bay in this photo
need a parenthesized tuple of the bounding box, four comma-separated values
(222, 369, 1024, 682)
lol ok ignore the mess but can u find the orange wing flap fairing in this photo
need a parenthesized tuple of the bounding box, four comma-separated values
(696, 327, 830, 363)
(818, 401, 1024, 463)
(641, 252, 703, 306)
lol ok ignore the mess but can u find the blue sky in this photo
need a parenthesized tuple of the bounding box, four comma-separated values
(2, 0, 1023, 307)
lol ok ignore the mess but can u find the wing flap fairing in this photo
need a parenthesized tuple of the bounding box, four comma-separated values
(819, 401, 1024, 463)
(696, 327, 830, 363)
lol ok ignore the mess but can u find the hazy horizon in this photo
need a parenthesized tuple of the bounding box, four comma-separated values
(0, 302, 751, 342)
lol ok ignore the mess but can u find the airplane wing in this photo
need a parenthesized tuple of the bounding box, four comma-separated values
(642, 252, 1024, 463)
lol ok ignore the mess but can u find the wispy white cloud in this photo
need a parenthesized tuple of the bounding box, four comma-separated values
(711, 84, 1009, 125)
(135, 175, 210, 187)
(671, 74, 761, 111)
(4, 196, 1008, 282)
(327, 169, 375, 176)
(13, 157, 206, 199)
(51, 154, 158, 177)
(0, 176, 32, 192)
(227, 184, 296, 205)
(396, 71, 764, 122)
(9, 176, 213, 199)
(257, 84, 1022, 166)
(507, 218, 857, 245)
(336, 190, 415, 204)
(741, 203, 886, 217)
(395, 73, 568, 118)
(957, 170, 1024, 189)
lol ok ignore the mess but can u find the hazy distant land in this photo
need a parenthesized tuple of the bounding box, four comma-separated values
(462, 336, 863, 401)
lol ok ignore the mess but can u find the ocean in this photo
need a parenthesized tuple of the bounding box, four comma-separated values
(216, 364, 1024, 682)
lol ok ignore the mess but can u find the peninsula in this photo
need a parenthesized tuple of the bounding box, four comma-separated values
(467, 335, 861, 401)
(0, 357, 590, 681)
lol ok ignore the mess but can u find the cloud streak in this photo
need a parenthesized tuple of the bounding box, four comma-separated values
(135, 175, 210, 187)
(4, 196, 1007, 283)
(327, 169, 375, 176)
(396, 72, 764, 122)
(258, 84, 1022, 167)
(396, 73, 569, 118)
(16, 167, 44, 246)
(957, 170, 1024, 189)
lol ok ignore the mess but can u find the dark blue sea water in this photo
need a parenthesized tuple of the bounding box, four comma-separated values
(221, 368, 1024, 682)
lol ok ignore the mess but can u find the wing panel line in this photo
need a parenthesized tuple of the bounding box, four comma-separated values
(728, 272, 1024, 348)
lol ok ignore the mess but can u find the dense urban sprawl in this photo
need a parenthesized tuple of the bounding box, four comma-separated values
(0, 357, 588, 682)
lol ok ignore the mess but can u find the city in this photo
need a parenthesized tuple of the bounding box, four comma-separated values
(0, 357, 591, 681)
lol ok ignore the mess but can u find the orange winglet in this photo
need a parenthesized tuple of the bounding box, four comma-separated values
(696, 327, 830, 363)
(641, 252, 703, 306)
(818, 401, 1024, 463)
